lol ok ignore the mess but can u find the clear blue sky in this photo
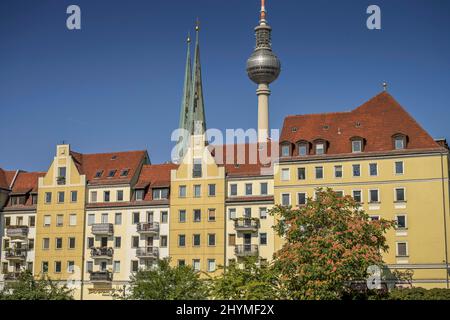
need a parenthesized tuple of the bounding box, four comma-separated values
(1, 0, 449, 172)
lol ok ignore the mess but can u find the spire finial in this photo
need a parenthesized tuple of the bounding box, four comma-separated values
(260, 0, 267, 21)
(187, 31, 191, 43)
(195, 18, 200, 32)
(383, 81, 388, 92)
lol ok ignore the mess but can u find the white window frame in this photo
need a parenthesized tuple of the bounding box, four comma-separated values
(369, 163, 378, 177)
(315, 166, 324, 180)
(281, 193, 291, 206)
(352, 189, 363, 203)
(394, 187, 406, 202)
(228, 208, 236, 220)
(368, 189, 380, 203)
(352, 140, 362, 153)
(334, 165, 343, 179)
(369, 215, 380, 221)
(44, 215, 51, 227)
(281, 168, 290, 181)
(396, 241, 409, 257)
(352, 164, 361, 177)
(315, 143, 325, 155)
(69, 214, 77, 226)
(394, 161, 405, 175)
(259, 207, 267, 219)
(297, 192, 307, 206)
(207, 259, 216, 272)
(395, 214, 408, 230)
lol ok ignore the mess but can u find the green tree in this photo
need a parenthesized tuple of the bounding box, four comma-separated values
(271, 188, 395, 300)
(211, 257, 284, 300)
(123, 258, 210, 300)
(0, 271, 73, 300)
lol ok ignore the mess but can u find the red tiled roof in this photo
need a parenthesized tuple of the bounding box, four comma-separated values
(0, 169, 17, 190)
(280, 92, 443, 157)
(209, 143, 275, 177)
(11, 171, 45, 194)
(70, 150, 148, 185)
(136, 163, 178, 201)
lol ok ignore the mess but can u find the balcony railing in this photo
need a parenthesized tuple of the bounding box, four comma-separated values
(6, 226, 29, 238)
(89, 271, 113, 283)
(136, 247, 159, 259)
(5, 248, 27, 260)
(91, 223, 114, 236)
(3, 272, 21, 281)
(235, 245, 259, 257)
(234, 219, 259, 232)
(136, 222, 159, 235)
(90, 247, 114, 260)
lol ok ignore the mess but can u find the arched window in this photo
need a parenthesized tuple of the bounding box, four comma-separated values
(350, 136, 365, 153)
(280, 142, 292, 157)
(296, 140, 310, 157)
(313, 139, 328, 155)
(392, 133, 408, 150)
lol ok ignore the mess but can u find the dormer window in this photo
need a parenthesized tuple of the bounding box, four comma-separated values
(153, 188, 169, 200)
(95, 170, 103, 178)
(135, 189, 144, 201)
(108, 170, 117, 178)
(392, 134, 408, 150)
(120, 169, 129, 177)
(280, 143, 291, 157)
(350, 137, 365, 153)
(296, 141, 309, 157)
(313, 139, 327, 155)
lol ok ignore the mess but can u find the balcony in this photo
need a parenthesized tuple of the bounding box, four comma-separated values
(91, 223, 114, 236)
(3, 272, 21, 281)
(5, 248, 27, 261)
(136, 247, 159, 260)
(6, 226, 29, 239)
(235, 245, 259, 257)
(89, 271, 113, 283)
(234, 219, 259, 232)
(136, 222, 159, 235)
(90, 247, 114, 260)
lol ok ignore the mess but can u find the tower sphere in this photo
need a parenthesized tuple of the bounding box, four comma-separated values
(246, 48, 281, 85)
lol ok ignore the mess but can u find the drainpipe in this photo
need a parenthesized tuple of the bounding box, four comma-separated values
(440, 152, 449, 288)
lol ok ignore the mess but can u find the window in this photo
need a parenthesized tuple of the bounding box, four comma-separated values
(396, 215, 407, 229)
(28, 216, 36, 227)
(4, 217, 10, 227)
(120, 169, 129, 177)
(113, 261, 120, 273)
(87, 214, 95, 226)
(31, 194, 38, 205)
(42, 262, 49, 273)
(335, 191, 344, 198)
(369, 190, 379, 203)
(42, 238, 50, 250)
(352, 140, 363, 153)
(117, 190, 124, 201)
(260, 233, 267, 245)
(298, 143, 308, 156)
(297, 167, 306, 180)
(370, 216, 380, 221)
(68, 237, 76, 249)
(115, 237, 121, 248)
(208, 234, 216, 246)
(135, 189, 144, 201)
(132, 212, 140, 224)
(228, 208, 236, 220)
(396, 242, 408, 257)
(245, 183, 253, 196)
(95, 170, 103, 178)
(70, 191, 77, 202)
(192, 259, 201, 272)
(131, 261, 139, 272)
(244, 208, 252, 218)
(208, 184, 216, 196)
(101, 213, 109, 224)
(87, 237, 94, 249)
(55, 238, 63, 250)
(260, 207, 267, 219)
(56, 214, 64, 227)
(178, 260, 186, 267)
(228, 234, 236, 246)
(395, 161, 404, 175)
(178, 235, 186, 247)
(315, 166, 323, 179)
(281, 168, 290, 181)
(352, 164, 361, 177)
(194, 185, 201, 198)
(230, 184, 237, 196)
(85, 261, 93, 273)
(179, 185, 186, 198)
(281, 144, 290, 157)
(58, 192, 65, 203)
(28, 239, 34, 250)
(281, 193, 290, 206)
(208, 209, 216, 222)
(207, 259, 216, 272)
(114, 213, 122, 225)
(260, 183, 268, 195)
(394, 137, 406, 150)
(191, 234, 201, 247)
(104, 191, 110, 202)
(160, 236, 168, 247)
(90, 191, 97, 203)
(352, 190, 362, 203)
(3, 239, 9, 250)
(298, 192, 307, 205)
(27, 262, 33, 272)
(315, 143, 325, 155)
(57, 167, 66, 183)
(44, 215, 51, 227)
(369, 163, 378, 176)
(153, 188, 169, 200)
(193, 159, 202, 178)
(179, 210, 186, 223)
(161, 211, 168, 223)
(45, 192, 52, 204)
(108, 170, 117, 178)
(67, 261, 75, 273)
(17, 216, 23, 225)
(334, 165, 343, 178)
(193, 209, 201, 222)
(395, 188, 406, 202)
(132, 236, 139, 248)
